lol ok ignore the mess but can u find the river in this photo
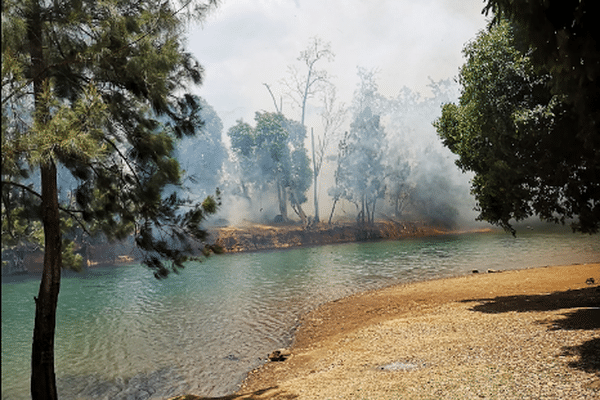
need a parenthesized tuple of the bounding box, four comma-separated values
(2, 227, 599, 399)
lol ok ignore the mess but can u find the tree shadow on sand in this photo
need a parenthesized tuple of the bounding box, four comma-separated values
(460, 285, 600, 374)
(169, 387, 298, 400)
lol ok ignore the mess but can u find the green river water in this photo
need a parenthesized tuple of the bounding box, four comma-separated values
(2, 228, 599, 399)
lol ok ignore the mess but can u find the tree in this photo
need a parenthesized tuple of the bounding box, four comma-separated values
(281, 37, 337, 223)
(434, 19, 598, 233)
(283, 36, 335, 127)
(1, 1, 218, 398)
(227, 112, 312, 223)
(175, 97, 227, 200)
(330, 106, 387, 225)
(312, 84, 345, 223)
(328, 69, 388, 225)
(483, 0, 600, 146)
(384, 79, 461, 225)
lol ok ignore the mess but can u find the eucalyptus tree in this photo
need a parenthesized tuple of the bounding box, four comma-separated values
(312, 84, 345, 222)
(328, 69, 388, 225)
(283, 36, 335, 127)
(175, 97, 227, 200)
(1, 0, 218, 398)
(227, 112, 312, 223)
(434, 19, 597, 233)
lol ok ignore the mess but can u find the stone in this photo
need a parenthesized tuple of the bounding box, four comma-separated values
(377, 361, 421, 371)
(268, 348, 291, 362)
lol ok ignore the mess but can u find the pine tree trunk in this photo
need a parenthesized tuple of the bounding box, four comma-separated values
(28, 2, 62, 397)
(31, 161, 62, 400)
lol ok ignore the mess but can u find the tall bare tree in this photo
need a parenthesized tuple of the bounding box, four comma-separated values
(312, 84, 345, 222)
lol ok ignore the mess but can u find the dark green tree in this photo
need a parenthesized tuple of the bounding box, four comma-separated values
(483, 0, 600, 145)
(434, 19, 598, 233)
(1, 1, 218, 398)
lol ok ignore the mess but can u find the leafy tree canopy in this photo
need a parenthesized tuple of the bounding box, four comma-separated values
(227, 112, 311, 221)
(483, 0, 600, 144)
(434, 19, 599, 234)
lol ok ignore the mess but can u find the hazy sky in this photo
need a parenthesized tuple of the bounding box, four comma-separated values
(188, 0, 490, 131)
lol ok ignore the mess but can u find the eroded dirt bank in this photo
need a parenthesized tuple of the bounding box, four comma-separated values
(212, 220, 462, 253)
(3, 219, 465, 275)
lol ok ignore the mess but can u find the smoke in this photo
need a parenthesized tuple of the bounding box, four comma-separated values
(316, 71, 480, 228)
(182, 0, 491, 228)
(193, 69, 483, 230)
(175, 98, 227, 203)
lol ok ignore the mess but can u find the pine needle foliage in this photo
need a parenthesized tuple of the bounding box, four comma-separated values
(2, 0, 220, 276)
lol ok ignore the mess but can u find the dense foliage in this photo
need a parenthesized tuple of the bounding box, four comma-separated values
(434, 19, 599, 233)
(227, 112, 312, 222)
(483, 0, 600, 146)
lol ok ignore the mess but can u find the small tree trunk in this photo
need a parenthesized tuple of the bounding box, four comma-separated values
(277, 180, 288, 221)
(328, 197, 338, 225)
(289, 189, 308, 225)
(31, 161, 62, 400)
(360, 197, 366, 225)
(311, 129, 320, 223)
(370, 197, 377, 225)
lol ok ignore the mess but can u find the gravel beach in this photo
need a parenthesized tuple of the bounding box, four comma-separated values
(174, 263, 600, 399)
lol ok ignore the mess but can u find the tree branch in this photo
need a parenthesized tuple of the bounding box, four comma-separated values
(1, 180, 42, 199)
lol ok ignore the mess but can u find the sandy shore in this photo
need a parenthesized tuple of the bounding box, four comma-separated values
(174, 263, 600, 399)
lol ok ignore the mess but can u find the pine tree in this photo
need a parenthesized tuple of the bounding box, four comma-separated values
(1, 1, 218, 398)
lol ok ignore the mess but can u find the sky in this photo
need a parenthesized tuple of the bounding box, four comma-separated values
(187, 0, 491, 131)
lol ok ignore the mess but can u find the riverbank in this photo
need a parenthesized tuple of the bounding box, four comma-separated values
(2, 220, 460, 276)
(212, 220, 471, 253)
(174, 262, 600, 399)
